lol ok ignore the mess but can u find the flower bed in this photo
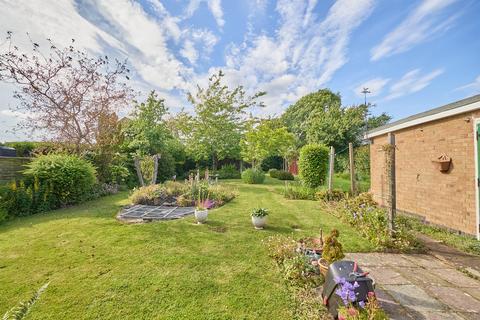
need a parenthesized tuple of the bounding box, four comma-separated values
(129, 181, 237, 208)
(325, 193, 422, 252)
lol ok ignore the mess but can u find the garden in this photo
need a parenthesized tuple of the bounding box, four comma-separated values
(1, 34, 477, 320)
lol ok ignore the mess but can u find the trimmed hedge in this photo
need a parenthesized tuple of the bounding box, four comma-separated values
(269, 168, 279, 178)
(298, 144, 329, 188)
(276, 170, 294, 180)
(241, 168, 265, 184)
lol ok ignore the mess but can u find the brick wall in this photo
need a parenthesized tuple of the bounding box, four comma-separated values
(0, 157, 31, 185)
(370, 112, 480, 235)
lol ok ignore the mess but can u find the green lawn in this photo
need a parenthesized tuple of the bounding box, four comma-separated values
(0, 177, 372, 319)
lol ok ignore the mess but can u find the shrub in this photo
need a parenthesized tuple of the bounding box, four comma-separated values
(24, 154, 96, 206)
(321, 229, 345, 264)
(0, 178, 55, 218)
(269, 168, 279, 178)
(129, 184, 165, 205)
(283, 182, 317, 200)
(241, 168, 265, 184)
(298, 144, 329, 188)
(261, 155, 283, 171)
(207, 184, 237, 206)
(316, 189, 346, 202)
(218, 164, 241, 179)
(276, 170, 294, 180)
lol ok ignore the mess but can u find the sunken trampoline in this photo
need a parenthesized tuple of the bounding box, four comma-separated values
(117, 205, 195, 223)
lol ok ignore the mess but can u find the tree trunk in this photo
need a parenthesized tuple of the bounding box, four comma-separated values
(212, 154, 218, 171)
(151, 154, 161, 185)
(134, 156, 145, 187)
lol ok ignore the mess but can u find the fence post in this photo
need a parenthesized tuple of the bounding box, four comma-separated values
(387, 133, 396, 235)
(349, 143, 356, 195)
(328, 146, 335, 191)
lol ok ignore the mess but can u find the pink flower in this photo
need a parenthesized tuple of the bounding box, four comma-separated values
(347, 307, 358, 316)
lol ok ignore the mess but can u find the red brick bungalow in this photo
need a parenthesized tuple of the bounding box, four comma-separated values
(366, 94, 480, 239)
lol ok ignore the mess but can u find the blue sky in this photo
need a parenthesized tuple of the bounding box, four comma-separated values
(1, 0, 479, 141)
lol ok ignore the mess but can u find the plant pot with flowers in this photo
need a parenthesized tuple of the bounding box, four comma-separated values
(251, 208, 268, 229)
(194, 188, 213, 224)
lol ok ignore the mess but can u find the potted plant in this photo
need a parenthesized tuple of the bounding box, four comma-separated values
(251, 208, 268, 229)
(318, 229, 344, 276)
(194, 186, 212, 224)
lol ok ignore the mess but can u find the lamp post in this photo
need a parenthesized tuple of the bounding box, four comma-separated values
(361, 87, 370, 106)
(361, 87, 371, 137)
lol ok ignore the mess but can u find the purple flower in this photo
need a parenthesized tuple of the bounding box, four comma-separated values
(334, 277, 360, 306)
(359, 301, 365, 309)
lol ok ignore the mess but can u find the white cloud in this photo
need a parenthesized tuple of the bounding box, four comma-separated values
(384, 68, 444, 100)
(455, 75, 480, 93)
(180, 40, 198, 64)
(185, 0, 225, 28)
(221, 0, 375, 114)
(355, 78, 390, 98)
(371, 0, 458, 61)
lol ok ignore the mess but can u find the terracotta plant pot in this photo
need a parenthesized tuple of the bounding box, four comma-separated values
(432, 154, 451, 172)
(318, 258, 329, 276)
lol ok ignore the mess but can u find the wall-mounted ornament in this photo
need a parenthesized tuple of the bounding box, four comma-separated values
(432, 154, 451, 172)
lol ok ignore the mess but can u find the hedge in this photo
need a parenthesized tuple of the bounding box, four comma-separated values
(298, 144, 329, 188)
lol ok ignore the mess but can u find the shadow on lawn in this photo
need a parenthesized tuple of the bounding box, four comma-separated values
(0, 192, 128, 233)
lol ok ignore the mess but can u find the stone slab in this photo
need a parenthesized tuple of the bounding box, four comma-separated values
(382, 284, 445, 312)
(429, 268, 480, 288)
(368, 267, 412, 285)
(402, 254, 449, 269)
(410, 311, 465, 320)
(425, 286, 480, 313)
(345, 253, 412, 268)
(396, 267, 452, 287)
(375, 288, 414, 320)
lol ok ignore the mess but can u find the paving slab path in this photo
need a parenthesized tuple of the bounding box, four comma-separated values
(345, 252, 480, 320)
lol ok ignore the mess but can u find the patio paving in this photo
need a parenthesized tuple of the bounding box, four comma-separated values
(345, 252, 480, 320)
(117, 205, 195, 223)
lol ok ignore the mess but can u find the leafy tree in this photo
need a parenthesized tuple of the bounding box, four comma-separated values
(306, 104, 367, 151)
(122, 91, 171, 156)
(178, 70, 265, 170)
(121, 91, 178, 185)
(240, 119, 295, 168)
(283, 89, 391, 152)
(0, 32, 133, 153)
(367, 112, 391, 130)
(282, 89, 341, 145)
